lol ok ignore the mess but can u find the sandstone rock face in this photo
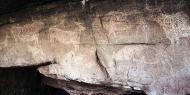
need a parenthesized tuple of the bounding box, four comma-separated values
(0, 0, 190, 95)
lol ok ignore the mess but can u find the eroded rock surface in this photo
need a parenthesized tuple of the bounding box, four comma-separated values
(0, 0, 190, 95)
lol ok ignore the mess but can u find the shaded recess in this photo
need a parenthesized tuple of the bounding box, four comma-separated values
(0, 65, 146, 95)
(0, 66, 69, 95)
(43, 76, 147, 95)
(0, 0, 84, 15)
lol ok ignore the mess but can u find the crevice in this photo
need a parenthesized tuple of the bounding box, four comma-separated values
(95, 50, 111, 82)
(113, 43, 156, 46)
(0, 61, 56, 69)
(99, 16, 104, 28)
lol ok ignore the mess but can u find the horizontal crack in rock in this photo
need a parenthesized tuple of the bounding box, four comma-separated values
(0, 61, 56, 69)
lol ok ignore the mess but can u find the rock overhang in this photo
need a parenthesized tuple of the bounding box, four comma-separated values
(0, 0, 190, 95)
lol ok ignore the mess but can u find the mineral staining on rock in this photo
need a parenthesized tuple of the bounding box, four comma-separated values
(0, 0, 190, 95)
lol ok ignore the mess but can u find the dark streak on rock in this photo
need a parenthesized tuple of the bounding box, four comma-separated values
(95, 50, 111, 81)
(99, 16, 104, 28)
(114, 43, 156, 46)
(0, 61, 56, 69)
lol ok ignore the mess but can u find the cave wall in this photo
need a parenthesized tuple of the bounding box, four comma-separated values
(0, 0, 190, 95)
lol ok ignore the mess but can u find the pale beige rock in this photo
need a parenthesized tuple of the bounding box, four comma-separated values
(93, 12, 169, 44)
(39, 44, 106, 84)
(0, 1, 189, 95)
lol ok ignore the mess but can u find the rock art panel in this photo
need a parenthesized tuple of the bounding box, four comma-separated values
(0, 0, 189, 95)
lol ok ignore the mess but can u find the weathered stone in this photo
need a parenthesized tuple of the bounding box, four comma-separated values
(0, 0, 190, 95)
(39, 44, 106, 84)
(93, 12, 169, 44)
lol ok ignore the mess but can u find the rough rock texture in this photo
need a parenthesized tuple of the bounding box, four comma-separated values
(0, 0, 190, 95)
